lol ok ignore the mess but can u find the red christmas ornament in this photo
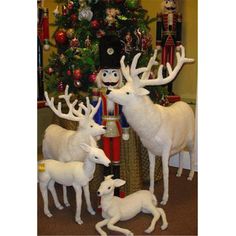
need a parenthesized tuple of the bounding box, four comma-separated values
(55, 30, 67, 44)
(47, 67, 54, 74)
(70, 14, 77, 23)
(68, 1, 74, 10)
(90, 19, 100, 29)
(88, 73, 97, 83)
(67, 69, 72, 76)
(73, 69, 82, 80)
(58, 81, 64, 92)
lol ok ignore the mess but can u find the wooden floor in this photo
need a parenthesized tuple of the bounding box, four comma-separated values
(38, 167, 197, 235)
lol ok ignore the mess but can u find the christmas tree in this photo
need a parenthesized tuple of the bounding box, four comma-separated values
(44, 0, 167, 102)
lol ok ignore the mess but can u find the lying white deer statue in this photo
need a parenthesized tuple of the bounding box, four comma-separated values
(107, 46, 195, 205)
(43, 85, 106, 206)
(95, 175, 168, 236)
(38, 143, 111, 224)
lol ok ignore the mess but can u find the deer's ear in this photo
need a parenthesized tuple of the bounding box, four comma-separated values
(135, 88, 150, 96)
(80, 143, 91, 153)
(114, 179, 126, 187)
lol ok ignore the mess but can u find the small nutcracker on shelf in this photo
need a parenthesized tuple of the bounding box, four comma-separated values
(92, 35, 129, 197)
(156, 0, 182, 96)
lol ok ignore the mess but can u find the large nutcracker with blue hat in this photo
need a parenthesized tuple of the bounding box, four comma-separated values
(92, 35, 129, 196)
(156, 0, 182, 95)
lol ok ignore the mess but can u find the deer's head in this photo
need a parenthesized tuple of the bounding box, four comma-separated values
(97, 175, 126, 197)
(45, 85, 106, 137)
(107, 45, 194, 106)
(80, 143, 111, 167)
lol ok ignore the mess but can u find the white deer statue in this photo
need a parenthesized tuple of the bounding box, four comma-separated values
(43, 85, 106, 206)
(38, 143, 111, 224)
(106, 45, 195, 205)
(95, 175, 168, 236)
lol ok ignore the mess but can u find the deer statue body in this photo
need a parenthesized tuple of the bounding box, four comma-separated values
(107, 46, 195, 205)
(38, 143, 111, 225)
(43, 85, 106, 206)
(95, 175, 168, 236)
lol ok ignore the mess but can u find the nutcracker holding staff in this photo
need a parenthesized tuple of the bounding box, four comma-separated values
(92, 35, 129, 196)
(156, 0, 182, 95)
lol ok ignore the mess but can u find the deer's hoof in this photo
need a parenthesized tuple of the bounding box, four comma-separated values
(161, 223, 168, 230)
(160, 200, 167, 205)
(187, 176, 193, 181)
(76, 219, 83, 225)
(65, 202, 70, 207)
(57, 205, 64, 210)
(145, 227, 154, 234)
(88, 208, 96, 215)
(46, 212, 53, 218)
(126, 231, 134, 236)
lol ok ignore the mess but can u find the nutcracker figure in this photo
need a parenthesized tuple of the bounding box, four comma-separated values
(37, 0, 50, 100)
(92, 35, 129, 196)
(156, 0, 182, 95)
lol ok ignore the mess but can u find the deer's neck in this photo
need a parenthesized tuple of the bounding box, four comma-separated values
(101, 193, 114, 212)
(123, 96, 162, 137)
(83, 157, 96, 179)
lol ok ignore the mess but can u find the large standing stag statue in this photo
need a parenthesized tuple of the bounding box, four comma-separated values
(107, 46, 195, 205)
(43, 85, 106, 206)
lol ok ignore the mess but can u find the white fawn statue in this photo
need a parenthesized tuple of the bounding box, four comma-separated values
(107, 46, 195, 205)
(95, 175, 168, 236)
(38, 143, 111, 225)
(43, 85, 106, 206)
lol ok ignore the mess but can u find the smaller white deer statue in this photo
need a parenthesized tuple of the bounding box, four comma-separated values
(43, 85, 106, 206)
(38, 143, 111, 225)
(107, 46, 195, 205)
(95, 175, 168, 236)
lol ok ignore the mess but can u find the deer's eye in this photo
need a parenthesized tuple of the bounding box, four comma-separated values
(90, 125, 93, 128)
(94, 156, 98, 159)
(126, 92, 130, 95)
(108, 186, 111, 190)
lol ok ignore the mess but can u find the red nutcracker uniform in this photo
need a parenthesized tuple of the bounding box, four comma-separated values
(156, 0, 182, 95)
(38, 0, 50, 50)
(93, 35, 129, 196)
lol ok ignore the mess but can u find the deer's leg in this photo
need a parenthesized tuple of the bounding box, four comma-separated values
(148, 151, 156, 193)
(144, 204, 161, 234)
(187, 141, 195, 181)
(95, 219, 109, 236)
(161, 148, 170, 205)
(73, 184, 83, 224)
(48, 180, 63, 210)
(83, 184, 95, 215)
(157, 207, 168, 230)
(39, 182, 52, 217)
(107, 215, 133, 236)
(63, 185, 70, 207)
(176, 151, 184, 177)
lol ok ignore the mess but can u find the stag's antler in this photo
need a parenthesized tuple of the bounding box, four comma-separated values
(45, 85, 84, 122)
(120, 45, 194, 87)
(45, 85, 101, 121)
(140, 45, 194, 87)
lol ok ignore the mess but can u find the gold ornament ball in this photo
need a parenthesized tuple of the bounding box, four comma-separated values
(66, 29, 75, 39)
